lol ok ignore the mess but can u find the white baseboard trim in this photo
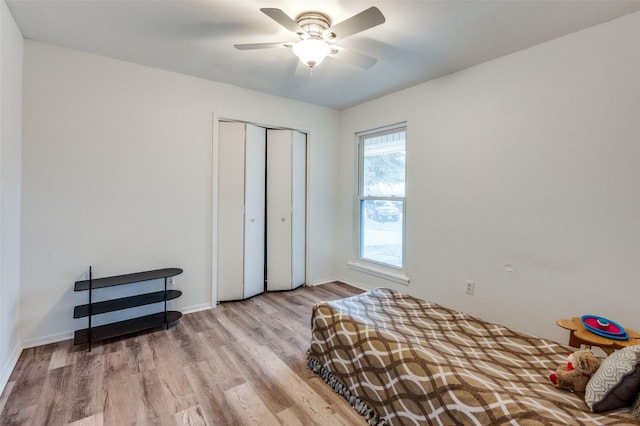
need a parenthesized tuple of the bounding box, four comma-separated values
(308, 277, 340, 286)
(22, 330, 74, 349)
(0, 343, 22, 397)
(332, 277, 376, 293)
(181, 303, 213, 315)
(307, 278, 376, 294)
(21, 303, 214, 349)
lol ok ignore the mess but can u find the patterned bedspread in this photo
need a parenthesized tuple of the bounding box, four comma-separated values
(308, 287, 637, 425)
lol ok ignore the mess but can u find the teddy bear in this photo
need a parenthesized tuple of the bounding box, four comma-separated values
(549, 348, 602, 392)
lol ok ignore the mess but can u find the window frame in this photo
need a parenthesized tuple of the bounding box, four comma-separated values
(355, 123, 407, 274)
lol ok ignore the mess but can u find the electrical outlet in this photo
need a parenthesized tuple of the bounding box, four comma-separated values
(466, 281, 475, 295)
(167, 277, 174, 287)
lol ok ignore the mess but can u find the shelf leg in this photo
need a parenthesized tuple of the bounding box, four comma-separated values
(88, 266, 93, 352)
(164, 277, 168, 330)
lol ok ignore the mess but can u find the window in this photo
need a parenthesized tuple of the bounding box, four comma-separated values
(357, 125, 406, 270)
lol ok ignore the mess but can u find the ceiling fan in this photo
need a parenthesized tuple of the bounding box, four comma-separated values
(234, 7, 385, 70)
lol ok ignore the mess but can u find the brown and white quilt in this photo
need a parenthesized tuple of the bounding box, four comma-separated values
(308, 287, 638, 425)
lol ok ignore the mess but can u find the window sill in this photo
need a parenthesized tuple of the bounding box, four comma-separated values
(347, 261, 410, 286)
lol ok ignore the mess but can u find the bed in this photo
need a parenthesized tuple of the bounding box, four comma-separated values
(307, 287, 640, 425)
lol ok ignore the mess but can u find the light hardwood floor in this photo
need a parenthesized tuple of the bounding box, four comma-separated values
(0, 282, 366, 425)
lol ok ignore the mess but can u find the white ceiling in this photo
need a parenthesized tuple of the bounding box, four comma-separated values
(7, 0, 640, 110)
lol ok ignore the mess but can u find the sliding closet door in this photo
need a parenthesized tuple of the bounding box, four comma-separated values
(266, 129, 306, 291)
(217, 122, 265, 301)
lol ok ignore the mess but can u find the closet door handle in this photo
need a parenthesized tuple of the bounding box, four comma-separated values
(249, 218, 255, 222)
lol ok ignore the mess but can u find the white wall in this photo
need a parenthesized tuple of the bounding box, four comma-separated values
(0, 0, 23, 392)
(20, 41, 340, 346)
(339, 11, 640, 343)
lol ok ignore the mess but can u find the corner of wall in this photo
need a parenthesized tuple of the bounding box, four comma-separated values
(0, 343, 21, 396)
(0, 0, 24, 397)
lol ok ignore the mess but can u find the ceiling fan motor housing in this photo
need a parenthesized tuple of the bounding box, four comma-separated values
(295, 12, 334, 40)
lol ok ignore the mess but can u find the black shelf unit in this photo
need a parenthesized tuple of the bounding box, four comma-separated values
(73, 267, 183, 350)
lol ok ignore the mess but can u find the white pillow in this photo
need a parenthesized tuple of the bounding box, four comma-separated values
(585, 345, 640, 412)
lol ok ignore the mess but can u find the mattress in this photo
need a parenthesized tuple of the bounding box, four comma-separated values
(308, 287, 637, 425)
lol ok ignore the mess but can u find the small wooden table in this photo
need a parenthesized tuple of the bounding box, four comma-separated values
(556, 317, 640, 354)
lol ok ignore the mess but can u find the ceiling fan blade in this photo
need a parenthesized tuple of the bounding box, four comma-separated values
(260, 8, 308, 37)
(325, 7, 385, 40)
(234, 42, 292, 50)
(329, 46, 378, 69)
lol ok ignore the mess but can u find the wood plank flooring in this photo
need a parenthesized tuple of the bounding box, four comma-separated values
(0, 282, 365, 426)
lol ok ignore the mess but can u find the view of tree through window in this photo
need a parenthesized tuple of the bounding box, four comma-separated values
(358, 128, 406, 269)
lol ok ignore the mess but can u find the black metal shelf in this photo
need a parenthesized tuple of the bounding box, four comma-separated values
(73, 311, 182, 345)
(73, 289, 182, 318)
(74, 268, 183, 291)
(73, 266, 183, 350)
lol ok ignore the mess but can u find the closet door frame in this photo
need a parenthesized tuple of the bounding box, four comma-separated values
(212, 115, 309, 306)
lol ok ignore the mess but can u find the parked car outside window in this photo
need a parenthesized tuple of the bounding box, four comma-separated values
(364, 200, 400, 222)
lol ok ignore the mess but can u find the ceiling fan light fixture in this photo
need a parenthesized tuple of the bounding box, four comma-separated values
(237, 7, 385, 70)
(292, 39, 330, 68)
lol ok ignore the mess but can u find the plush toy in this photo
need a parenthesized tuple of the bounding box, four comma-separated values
(549, 349, 602, 392)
